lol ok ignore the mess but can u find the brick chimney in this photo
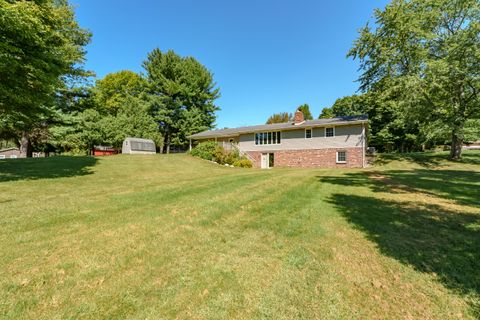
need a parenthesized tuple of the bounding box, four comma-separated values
(293, 109, 305, 125)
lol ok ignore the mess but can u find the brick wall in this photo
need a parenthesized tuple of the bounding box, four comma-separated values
(245, 147, 364, 168)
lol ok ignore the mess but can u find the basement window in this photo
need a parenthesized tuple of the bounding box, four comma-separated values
(336, 151, 346, 163)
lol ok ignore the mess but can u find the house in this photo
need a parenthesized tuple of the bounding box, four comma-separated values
(464, 141, 480, 150)
(0, 148, 46, 159)
(122, 137, 156, 154)
(0, 147, 22, 159)
(187, 110, 368, 168)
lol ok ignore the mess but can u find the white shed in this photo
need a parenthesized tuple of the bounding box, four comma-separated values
(122, 138, 156, 154)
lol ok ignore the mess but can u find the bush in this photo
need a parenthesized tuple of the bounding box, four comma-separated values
(190, 141, 252, 168)
(233, 158, 253, 168)
(213, 146, 236, 165)
(189, 141, 218, 161)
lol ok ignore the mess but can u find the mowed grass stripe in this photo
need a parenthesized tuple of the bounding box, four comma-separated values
(1, 152, 479, 319)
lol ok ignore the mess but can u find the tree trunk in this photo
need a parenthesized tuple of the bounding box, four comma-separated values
(163, 134, 170, 154)
(20, 132, 32, 158)
(449, 128, 463, 160)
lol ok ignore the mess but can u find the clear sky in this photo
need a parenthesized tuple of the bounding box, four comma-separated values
(72, 0, 389, 129)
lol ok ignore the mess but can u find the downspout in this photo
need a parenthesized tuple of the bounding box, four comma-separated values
(189, 139, 192, 151)
(362, 122, 366, 168)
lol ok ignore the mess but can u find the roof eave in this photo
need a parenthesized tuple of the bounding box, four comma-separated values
(188, 119, 368, 140)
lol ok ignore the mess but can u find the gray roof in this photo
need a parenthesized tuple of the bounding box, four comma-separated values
(124, 137, 155, 143)
(188, 115, 368, 139)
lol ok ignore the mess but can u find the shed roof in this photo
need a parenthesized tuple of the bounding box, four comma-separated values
(124, 137, 155, 143)
(188, 115, 368, 139)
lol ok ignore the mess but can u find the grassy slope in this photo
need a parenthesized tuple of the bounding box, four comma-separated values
(0, 152, 479, 319)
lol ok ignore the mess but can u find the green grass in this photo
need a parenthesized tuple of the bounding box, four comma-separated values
(0, 151, 479, 319)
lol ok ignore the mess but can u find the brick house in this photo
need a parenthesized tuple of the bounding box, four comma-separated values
(187, 110, 368, 168)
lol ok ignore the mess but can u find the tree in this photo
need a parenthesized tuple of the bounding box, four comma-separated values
(94, 71, 147, 116)
(297, 103, 313, 120)
(330, 95, 366, 117)
(53, 97, 162, 154)
(102, 97, 163, 149)
(349, 0, 480, 159)
(464, 119, 480, 143)
(0, 0, 91, 156)
(318, 108, 334, 119)
(266, 112, 292, 124)
(52, 109, 104, 154)
(143, 49, 220, 153)
(326, 93, 424, 152)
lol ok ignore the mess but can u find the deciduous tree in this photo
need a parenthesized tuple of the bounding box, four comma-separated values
(94, 71, 147, 116)
(297, 104, 313, 120)
(0, 0, 91, 156)
(349, 0, 480, 159)
(266, 112, 292, 124)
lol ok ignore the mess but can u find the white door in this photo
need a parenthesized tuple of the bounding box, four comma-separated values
(261, 153, 269, 169)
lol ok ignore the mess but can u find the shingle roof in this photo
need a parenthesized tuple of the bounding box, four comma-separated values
(188, 115, 368, 139)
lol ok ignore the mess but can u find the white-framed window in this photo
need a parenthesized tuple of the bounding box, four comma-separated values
(336, 151, 346, 163)
(305, 128, 312, 139)
(10, 155, 17, 159)
(0, 155, 5, 159)
(325, 127, 335, 137)
(255, 131, 281, 145)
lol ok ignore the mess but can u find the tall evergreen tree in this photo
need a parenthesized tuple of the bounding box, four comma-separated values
(143, 49, 220, 153)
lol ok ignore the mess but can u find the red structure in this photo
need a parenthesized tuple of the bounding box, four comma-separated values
(93, 146, 116, 156)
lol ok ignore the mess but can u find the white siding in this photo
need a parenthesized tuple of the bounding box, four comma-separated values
(238, 124, 364, 152)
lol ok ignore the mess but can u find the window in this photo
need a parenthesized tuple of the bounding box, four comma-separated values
(255, 131, 281, 145)
(0, 155, 5, 159)
(305, 128, 312, 139)
(336, 151, 346, 163)
(325, 127, 335, 137)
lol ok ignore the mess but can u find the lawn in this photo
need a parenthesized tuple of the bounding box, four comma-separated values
(0, 151, 479, 319)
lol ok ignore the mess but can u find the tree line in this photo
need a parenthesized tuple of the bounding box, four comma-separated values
(267, 0, 480, 159)
(2, 0, 478, 159)
(0, 0, 219, 156)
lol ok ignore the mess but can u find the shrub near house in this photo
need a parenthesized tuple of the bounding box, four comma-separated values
(190, 141, 252, 167)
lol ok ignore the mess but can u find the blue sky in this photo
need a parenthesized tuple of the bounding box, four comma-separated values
(72, 0, 389, 129)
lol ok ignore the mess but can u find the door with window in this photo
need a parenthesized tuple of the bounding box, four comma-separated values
(261, 153, 274, 169)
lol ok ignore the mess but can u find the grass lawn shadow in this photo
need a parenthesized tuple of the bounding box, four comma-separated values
(318, 168, 480, 208)
(375, 150, 480, 167)
(326, 193, 480, 314)
(0, 156, 98, 182)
